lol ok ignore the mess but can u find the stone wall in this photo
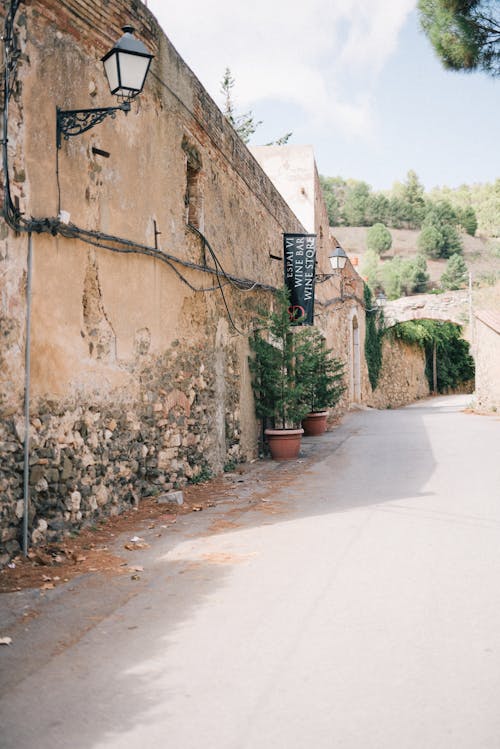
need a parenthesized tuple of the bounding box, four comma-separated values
(0, 0, 308, 564)
(473, 312, 500, 413)
(368, 337, 429, 409)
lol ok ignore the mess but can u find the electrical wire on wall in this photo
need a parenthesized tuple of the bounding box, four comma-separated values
(1, 0, 279, 337)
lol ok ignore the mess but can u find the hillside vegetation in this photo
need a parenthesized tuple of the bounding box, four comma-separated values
(321, 171, 500, 300)
(320, 171, 500, 238)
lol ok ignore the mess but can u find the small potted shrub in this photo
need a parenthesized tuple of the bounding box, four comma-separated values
(299, 328, 345, 436)
(250, 288, 311, 460)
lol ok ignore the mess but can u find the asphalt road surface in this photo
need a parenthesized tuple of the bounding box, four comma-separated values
(1, 395, 500, 748)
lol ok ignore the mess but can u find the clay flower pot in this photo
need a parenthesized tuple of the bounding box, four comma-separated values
(302, 411, 328, 436)
(264, 428, 304, 460)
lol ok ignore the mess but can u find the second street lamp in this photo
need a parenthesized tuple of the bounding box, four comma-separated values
(328, 244, 348, 271)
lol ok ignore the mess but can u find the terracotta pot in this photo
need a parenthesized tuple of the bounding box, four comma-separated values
(264, 428, 304, 460)
(302, 411, 328, 436)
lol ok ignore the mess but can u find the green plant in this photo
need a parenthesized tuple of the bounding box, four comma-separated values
(364, 284, 384, 389)
(189, 465, 213, 484)
(367, 223, 393, 256)
(390, 320, 475, 392)
(223, 459, 237, 473)
(440, 254, 468, 290)
(298, 328, 346, 412)
(249, 287, 311, 429)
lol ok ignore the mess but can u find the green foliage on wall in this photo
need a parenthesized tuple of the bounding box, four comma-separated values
(390, 320, 475, 392)
(364, 284, 384, 390)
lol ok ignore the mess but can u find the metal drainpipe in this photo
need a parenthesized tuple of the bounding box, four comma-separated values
(23, 232, 33, 556)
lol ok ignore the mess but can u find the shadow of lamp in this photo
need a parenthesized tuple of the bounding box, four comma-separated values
(56, 26, 154, 148)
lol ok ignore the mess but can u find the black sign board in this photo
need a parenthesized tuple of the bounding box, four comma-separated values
(283, 233, 317, 325)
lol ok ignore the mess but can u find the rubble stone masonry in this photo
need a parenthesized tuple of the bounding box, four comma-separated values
(368, 337, 430, 410)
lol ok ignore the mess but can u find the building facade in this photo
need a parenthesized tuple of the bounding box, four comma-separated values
(0, 0, 367, 563)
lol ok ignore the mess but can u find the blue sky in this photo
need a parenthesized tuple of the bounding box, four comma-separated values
(146, 1, 499, 192)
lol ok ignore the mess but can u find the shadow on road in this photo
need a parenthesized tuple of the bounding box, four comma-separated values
(1, 395, 480, 749)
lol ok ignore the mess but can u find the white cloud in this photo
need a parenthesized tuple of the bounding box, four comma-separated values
(146, 0, 415, 138)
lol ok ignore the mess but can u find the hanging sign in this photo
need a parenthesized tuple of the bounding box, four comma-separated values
(283, 233, 317, 325)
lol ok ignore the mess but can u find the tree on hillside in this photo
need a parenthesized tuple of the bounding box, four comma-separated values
(440, 253, 469, 289)
(379, 255, 431, 299)
(457, 206, 478, 235)
(342, 181, 371, 226)
(407, 253, 431, 293)
(365, 193, 390, 226)
(220, 68, 291, 145)
(361, 249, 381, 291)
(418, 0, 500, 77)
(391, 170, 426, 228)
(429, 180, 499, 236)
(221, 68, 261, 143)
(367, 223, 393, 255)
(418, 200, 464, 257)
(319, 176, 345, 225)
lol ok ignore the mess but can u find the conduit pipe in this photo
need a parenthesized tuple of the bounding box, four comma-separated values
(23, 232, 33, 556)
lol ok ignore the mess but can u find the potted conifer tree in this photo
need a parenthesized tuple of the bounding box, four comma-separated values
(250, 288, 311, 460)
(300, 329, 346, 436)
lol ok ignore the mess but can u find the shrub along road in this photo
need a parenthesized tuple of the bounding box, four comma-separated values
(1, 395, 499, 748)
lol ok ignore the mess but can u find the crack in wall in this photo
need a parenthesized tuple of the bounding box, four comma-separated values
(81, 250, 116, 361)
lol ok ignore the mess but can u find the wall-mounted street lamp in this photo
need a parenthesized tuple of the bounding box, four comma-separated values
(328, 244, 348, 271)
(56, 26, 153, 148)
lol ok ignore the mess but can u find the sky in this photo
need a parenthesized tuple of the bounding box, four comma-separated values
(145, 0, 499, 192)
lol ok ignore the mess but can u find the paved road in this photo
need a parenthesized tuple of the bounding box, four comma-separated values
(1, 395, 500, 748)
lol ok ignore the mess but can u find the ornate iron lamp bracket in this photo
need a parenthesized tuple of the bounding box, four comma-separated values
(56, 101, 131, 148)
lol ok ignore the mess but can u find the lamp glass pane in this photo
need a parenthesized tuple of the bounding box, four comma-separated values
(103, 52, 119, 94)
(117, 51, 149, 93)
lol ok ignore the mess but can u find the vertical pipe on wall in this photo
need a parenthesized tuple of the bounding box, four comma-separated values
(23, 232, 33, 556)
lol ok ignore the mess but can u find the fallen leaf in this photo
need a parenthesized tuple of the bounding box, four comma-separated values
(42, 575, 52, 582)
(124, 542, 150, 551)
(130, 574, 141, 581)
(41, 582, 54, 590)
(0, 637, 12, 646)
(192, 506, 203, 512)
(130, 565, 144, 572)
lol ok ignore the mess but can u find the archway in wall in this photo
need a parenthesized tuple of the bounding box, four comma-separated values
(351, 314, 361, 403)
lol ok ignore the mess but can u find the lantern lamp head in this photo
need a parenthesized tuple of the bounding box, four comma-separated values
(102, 26, 154, 101)
(329, 245, 348, 271)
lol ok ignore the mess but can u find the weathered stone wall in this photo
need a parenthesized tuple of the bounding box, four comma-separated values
(473, 313, 500, 413)
(0, 0, 307, 563)
(368, 337, 429, 409)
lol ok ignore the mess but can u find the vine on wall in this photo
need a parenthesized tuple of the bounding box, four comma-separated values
(389, 320, 475, 392)
(364, 284, 384, 389)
